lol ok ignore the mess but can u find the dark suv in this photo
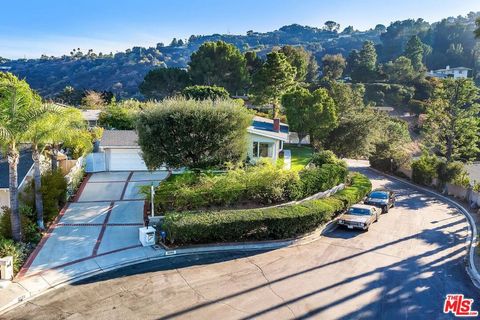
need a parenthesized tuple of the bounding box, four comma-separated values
(364, 189, 396, 213)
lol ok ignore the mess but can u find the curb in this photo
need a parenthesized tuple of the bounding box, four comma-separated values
(0, 219, 334, 315)
(368, 167, 480, 289)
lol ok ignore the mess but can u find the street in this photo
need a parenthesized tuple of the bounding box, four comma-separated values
(2, 163, 479, 320)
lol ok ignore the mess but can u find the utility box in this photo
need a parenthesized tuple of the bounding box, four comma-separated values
(139, 227, 156, 246)
(0, 256, 13, 280)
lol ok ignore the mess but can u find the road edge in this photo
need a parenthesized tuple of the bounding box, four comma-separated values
(368, 167, 480, 289)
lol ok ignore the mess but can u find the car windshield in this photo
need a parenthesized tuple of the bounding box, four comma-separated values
(348, 207, 371, 215)
(369, 191, 388, 199)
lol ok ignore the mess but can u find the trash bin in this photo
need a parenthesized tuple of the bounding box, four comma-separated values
(139, 227, 156, 246)
(0, 256, 13, 280)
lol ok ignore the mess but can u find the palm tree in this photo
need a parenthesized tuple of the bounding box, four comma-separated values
(0, 73, 56, 241)
(26, 107, 90, 230)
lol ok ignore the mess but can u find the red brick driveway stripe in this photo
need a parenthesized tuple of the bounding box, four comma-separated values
(92, 201, 115, 256)
(120, 171, 134, 200)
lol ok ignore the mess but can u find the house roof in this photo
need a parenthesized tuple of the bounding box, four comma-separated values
(100, 130, 140, 148)
(247, 127, 289, 142)
(252, 116, 289, 134)
(431, 66, 472, 72)
(81, 109, 102, 121)
(0, 147, 34, 189)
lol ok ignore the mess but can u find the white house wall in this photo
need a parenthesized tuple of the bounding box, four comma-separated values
(247, 133, 282, 162)
(0, 190, 9, 208)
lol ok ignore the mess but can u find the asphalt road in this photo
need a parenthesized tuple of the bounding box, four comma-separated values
(3, 162, 479, 320)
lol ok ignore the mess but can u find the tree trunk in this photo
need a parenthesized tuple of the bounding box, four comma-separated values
(51, 144, 59, 171)
(297, 133, 306, 147)
(32, 145, 45, 230)
(7, 147, 22, 242)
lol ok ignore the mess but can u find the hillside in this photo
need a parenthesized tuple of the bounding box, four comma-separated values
(1, 12, 479, 100)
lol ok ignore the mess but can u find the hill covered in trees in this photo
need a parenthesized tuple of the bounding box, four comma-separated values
(1, 12, 479, 99)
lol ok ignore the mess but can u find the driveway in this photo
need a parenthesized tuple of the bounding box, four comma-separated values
(17, 171, 169, 279)
(6, 163, 479, 319)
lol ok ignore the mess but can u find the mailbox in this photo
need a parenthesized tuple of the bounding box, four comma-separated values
(0, 256, 13, 281)
(139, 227, 156, 246)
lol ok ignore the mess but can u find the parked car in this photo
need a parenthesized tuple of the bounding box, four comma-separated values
(364, 188, 396, 213)
(337, 204, 381, 231)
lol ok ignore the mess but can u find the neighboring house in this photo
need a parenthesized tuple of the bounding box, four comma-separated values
(427, 66, 471, 79)
(0, 149, 34, 208)
(81, 109, 101, 128)
(247, 116, 289, 163)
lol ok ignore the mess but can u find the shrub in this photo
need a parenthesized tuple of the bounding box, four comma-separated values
(162, 173, 371, 245)
(41, 170, 68, 223)
(311, 150, 346, 167)
(0, 237, 28, 274)
(411, 152, 439, 186)
(137, 97, 253, 170)
(155, 160, 347, 212)
(437, 160, 470, 188)
(0, 206, 41, 243)
(299, 164, 348, 196)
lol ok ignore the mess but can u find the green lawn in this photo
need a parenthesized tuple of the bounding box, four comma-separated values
(284, 144, 314, 171)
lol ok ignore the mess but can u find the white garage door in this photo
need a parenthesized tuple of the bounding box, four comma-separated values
(108, 148, 148, 171)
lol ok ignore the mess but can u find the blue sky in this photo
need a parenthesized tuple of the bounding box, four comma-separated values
(1, 0, 480, 59)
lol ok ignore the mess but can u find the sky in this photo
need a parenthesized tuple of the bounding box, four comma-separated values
(1, 0, 480, 59)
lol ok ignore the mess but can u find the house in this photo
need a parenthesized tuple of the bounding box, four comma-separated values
(247, 116, 289, 163)
(88, 117, 289, 172)
(427, 66, 471, 79)
(0, 149, 34, 208)
(81, 109, 101, 128)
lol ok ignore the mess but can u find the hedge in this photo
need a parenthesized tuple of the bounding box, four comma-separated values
(163, 172, 371, 245)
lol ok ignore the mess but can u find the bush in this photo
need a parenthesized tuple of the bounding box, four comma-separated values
(155, 160, 348, 212)
(310, 150, 345, 167)
(0, 237, 28, 274)
(0, 206, 41, 243)
(437, 160, 470, 188)
(41, 170, 67, 223)
(299, 164, 348, 196)
(163, 173, 371, 245)
(411, 152, 439, 186)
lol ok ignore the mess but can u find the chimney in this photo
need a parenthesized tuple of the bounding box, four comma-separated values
(273, 118, 280, 132)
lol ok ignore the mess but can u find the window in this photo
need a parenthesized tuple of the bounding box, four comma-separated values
(259, 143, 269, 157)
(252, 142, 270, 157)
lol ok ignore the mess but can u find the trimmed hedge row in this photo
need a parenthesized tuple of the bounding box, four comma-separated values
(163, 172, 372, 245)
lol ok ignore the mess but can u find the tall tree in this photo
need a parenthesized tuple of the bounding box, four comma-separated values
(305, 55, 319, 83)
(188, 41, 249, 94)
(383, 56, 417, 84)
(0, 73, 54, 241)
(321, 54, 346, 80)
(423, 79, 479, 162)
(139, 67, 191, 100)
(282, 88, 337, 146)
(324, 21, 340, 32)
(404, 36, 426, 71)
(25, 107, 88, 229)
(278, 45, 310, 82)
(475, 17, 480, 38)
(252, 52, 296, 117)
(244, 51, 263, 79)
(351, 41, 378, 83)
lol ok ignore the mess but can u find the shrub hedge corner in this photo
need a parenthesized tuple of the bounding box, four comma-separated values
(163, 172, 371, 245)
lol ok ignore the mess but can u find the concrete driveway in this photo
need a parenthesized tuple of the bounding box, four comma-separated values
(18, 171, 169, 278)
(6, 163, 479, 319)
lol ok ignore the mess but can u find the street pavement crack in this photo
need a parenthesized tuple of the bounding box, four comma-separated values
(247, 258, 296, 319)
(175, 268, 249, 316)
